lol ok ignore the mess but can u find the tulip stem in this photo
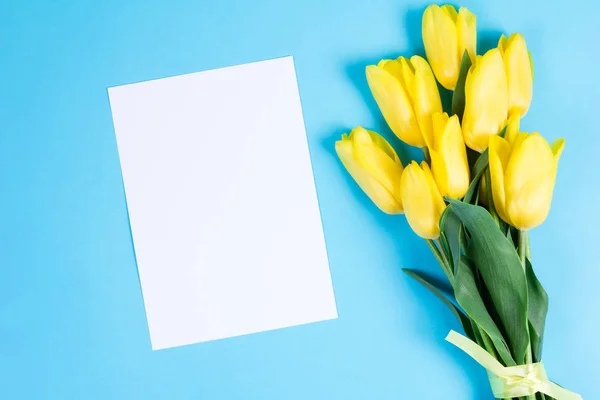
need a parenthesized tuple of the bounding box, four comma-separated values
(519, 230, 527, 270)
(426, 239, 453, 285)
(436, 239, 452, 275)
(484, 167, 500, 226)
(519, 230, 536, 400)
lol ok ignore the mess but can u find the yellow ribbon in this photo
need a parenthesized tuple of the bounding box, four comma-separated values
(445, 330, 582, 399)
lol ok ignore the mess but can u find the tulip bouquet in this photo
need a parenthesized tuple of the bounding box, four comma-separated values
(335, 4, 581, 400)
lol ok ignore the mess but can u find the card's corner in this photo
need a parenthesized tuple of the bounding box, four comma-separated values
(106, 85, 120, 97)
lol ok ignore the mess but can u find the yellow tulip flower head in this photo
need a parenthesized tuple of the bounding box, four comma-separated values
(366, 56, 442, 148)
(422, 4, 476, 90)
(423, 112, 470, 199)
(488, 116, 565, 230)
(400, 161, 447, 239)
(462, 48, 509, 152)
(335, 126, 405, 214)
(498, 33, 533, 118)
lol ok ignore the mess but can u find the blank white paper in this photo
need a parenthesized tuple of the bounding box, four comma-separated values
(108, 57, 337, 350)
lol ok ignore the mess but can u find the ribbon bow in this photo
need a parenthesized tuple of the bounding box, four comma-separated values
(446, 330, 582, 399)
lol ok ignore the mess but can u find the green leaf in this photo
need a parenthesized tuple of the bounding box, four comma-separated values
(526, 258, 549, 362)
(439, 232, 453, 268)
(451, 50, 472, 120)
(439, 207, 462, 275)
(470, 319, 484, 345)
(403, 269, 475, 341)
(454, 255, 516, 366)
(472, 149, 491, 178)
(447, 199, 530, 365)
(463, 150, 488, 204)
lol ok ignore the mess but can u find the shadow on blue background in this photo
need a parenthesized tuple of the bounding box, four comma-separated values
(479, 29, 505, 53)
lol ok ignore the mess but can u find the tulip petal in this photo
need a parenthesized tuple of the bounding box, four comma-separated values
(441, 4, 458, 21)
(438, 115, 470, 198)
(550, 138, 565, 164)
(511, 131, 529, 154)
(411, 56, 443, 148)
(421, 162, 445, 201)
(422, 161, 447, 230)
(380, 59, 413, 105)
(366, 65, 424, 147)
(369, 131, 400, 162)
(429, 112, 470, 199)
(429, 147, 449, 196)
(504, 133, 556, 229)
(504, 34, 533, 117)
(353, 123, 401, 163)
(488, 135, 512, 224)
(423, 4, 459, 90)
(529, 51, 535, 80)
(462, 48, 509, 152)
(456, 7, 477, 63)
(504, 114, 520, 146)
(398, 57, 416, 101)
(352, 127, 405, 203)
(378, 59, 400, 75)
(498, 34, 508, 56)
(429, 111, 449, 149)
(400, 161, 444, 239)
(509, 176, 555, 230)
(336, 136, 403, 214)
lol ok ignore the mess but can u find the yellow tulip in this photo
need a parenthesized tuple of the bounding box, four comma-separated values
(488, 116, 565, 230)
(400, 161, 447, 239)
(422, 4, 476, 90)
(462, 48, 509, 152)
(424, 112, 470, 198)
(498, 33, 533, 118)
(366, 56, 442, 148)
(335, 126, 405, 214)
(478, 115, 519, 205)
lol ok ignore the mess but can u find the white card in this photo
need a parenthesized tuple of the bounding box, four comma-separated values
(108, 57, 338, 350)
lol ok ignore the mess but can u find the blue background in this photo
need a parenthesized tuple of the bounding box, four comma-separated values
(1, 0, 598, 398)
